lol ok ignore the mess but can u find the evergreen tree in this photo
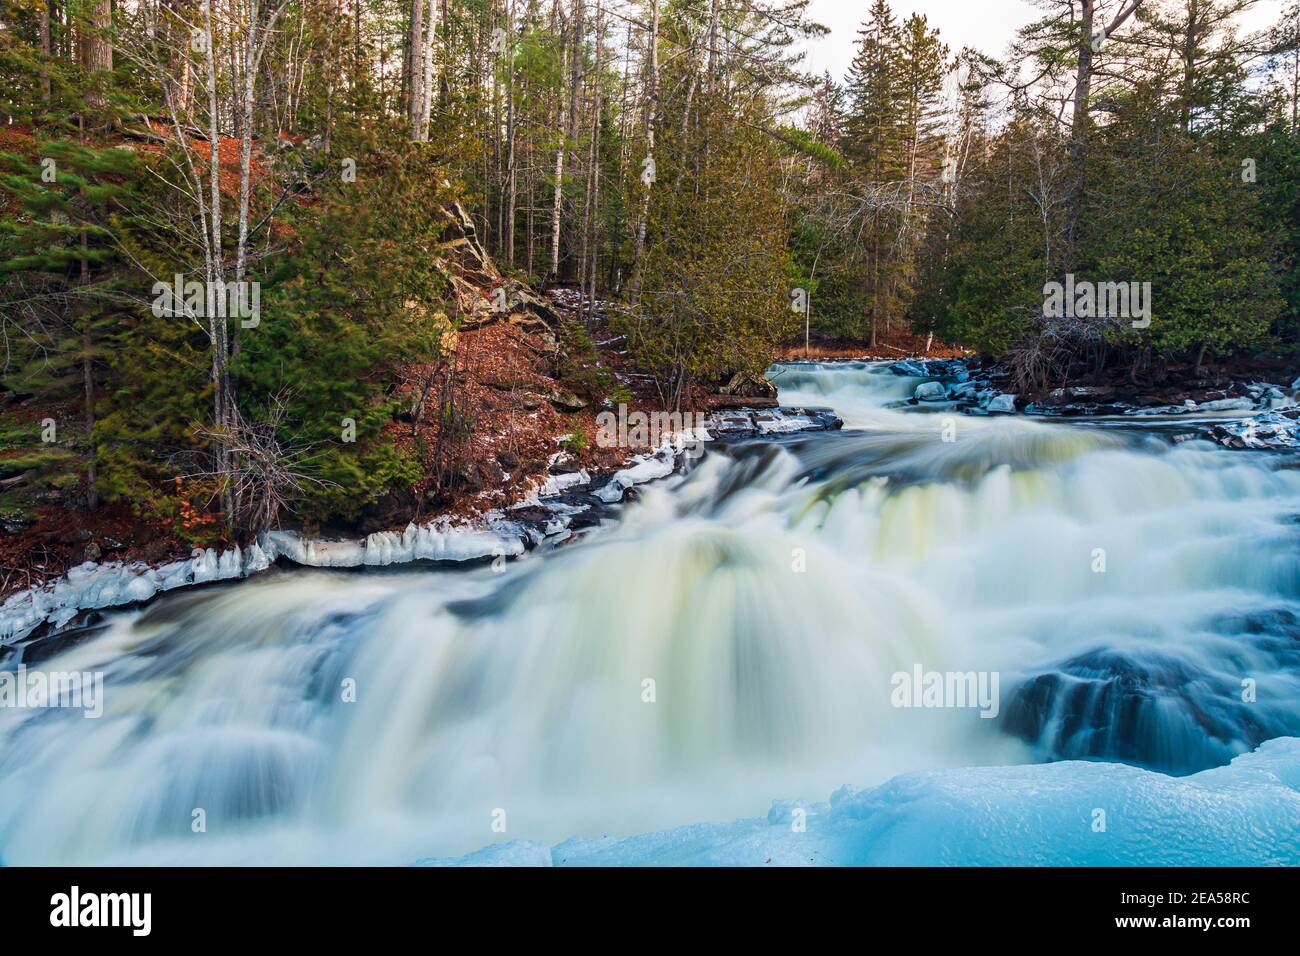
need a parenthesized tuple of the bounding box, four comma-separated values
(0, 139, 141, 510)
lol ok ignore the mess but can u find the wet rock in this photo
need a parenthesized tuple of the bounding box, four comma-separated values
(1002, 649, 1289, 774)
(719, 371, 778, 400)
(0, 510, 31, 535)
(708, 406, 842, 439)
(709, 393, 779, 410)
(1196, 397, 1255, 412)
(456, 462, 485, 491)
(507, 505, 554, 525)
(479, 459, 505, 486)
(913, 381, 947, 402)
(1046, 385, 1116, 404)
(1023, 401, 1133, 417)
(1208, 409, 1300, 450)
(985, 393, 1017, 414)
(359, 487, 421, 534)
(548, 451, 580, 474)
(889, 358, 967, 379)
(16, 610, 110, 665)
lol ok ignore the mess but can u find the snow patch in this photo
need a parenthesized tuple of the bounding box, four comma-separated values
(0, 518, 528, 644)
(419, 737, 1300, 866)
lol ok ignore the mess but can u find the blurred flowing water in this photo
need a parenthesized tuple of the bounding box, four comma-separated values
(2, 360, 1299, 864)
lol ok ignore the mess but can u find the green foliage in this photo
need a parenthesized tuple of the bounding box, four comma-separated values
(771, 125, 846, 170)
(912, 116, 1056, 355)
(559, 430, 587, 453)
(556, 315, 612, 396)
(914, 76, 1288, 370)
(232, 122, 458, 524)
(0, 138, 143, 508)
(622, 77, 796, 404)
(1248, 120, 1300, 347)
(1088, 105, 1279, 357)
(787, 1, 950, 344)
(607, 381, 633, 406)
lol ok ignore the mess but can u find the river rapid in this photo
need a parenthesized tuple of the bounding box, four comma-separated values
(2, 361, 1298, 865)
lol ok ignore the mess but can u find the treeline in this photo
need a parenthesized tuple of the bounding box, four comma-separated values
(789, 0, 1300, 389)
(0, 0, 822, 543)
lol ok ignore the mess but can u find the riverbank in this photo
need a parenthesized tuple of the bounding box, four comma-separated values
(0, 281, 826, 602)
(777, 328, 970, 362)
(0, 402, 841, 647)
(871, 355, 1300, 443)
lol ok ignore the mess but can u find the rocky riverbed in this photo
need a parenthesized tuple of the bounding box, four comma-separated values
(887, 357, 1300, 451)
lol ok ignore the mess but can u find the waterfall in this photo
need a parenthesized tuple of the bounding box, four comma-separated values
(2, 361, 1298, 864)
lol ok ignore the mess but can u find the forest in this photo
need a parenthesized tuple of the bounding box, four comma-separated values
(1, 0, 1299, 576)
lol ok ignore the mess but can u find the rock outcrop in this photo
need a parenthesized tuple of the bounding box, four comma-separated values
(438, 202, 559, 347)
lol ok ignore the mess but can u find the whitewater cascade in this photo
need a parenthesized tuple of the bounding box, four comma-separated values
(2, 361, 1299, 865)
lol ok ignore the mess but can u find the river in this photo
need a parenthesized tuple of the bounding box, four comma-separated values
(2, 361, 1298, 864)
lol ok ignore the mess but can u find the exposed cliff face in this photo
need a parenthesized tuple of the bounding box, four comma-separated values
(437, 201, 559, 348)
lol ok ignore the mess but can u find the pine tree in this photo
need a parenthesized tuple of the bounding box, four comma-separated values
(843, 0, 904, 178)
(0, 139, 140, 510)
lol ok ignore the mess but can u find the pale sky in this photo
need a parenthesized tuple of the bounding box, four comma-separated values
(800, 0, 1291, 83)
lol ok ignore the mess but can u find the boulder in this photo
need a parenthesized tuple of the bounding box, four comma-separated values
(914, 381, 948, 402)
(719, 371, 778, 400)
(1209, 409, 1300, 450)
(1046, 385, 1116, 404)
(544, 388, 586, 412)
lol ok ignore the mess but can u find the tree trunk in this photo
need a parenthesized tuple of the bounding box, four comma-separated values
(549, 0, 566, 281)
(505, 0, 517, 268)
(201, 0, 233, 524)
(584, 0, 604, 319)
(630, 0, 659, 302)
(39, 1, 51, 101)
(1180, 0, 1201, 134)
(419, 0, 438, 140)
(408, 0, 426, 138)
(82, 0, 112, 112)
(1066, 0, 1144, 258)
(1065, 0, 1095, 257)
(564, 0, 584, 281)
(79, 241, 97, 510)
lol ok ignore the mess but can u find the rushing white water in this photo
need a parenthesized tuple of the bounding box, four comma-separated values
(2, 361, 1299, 865)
